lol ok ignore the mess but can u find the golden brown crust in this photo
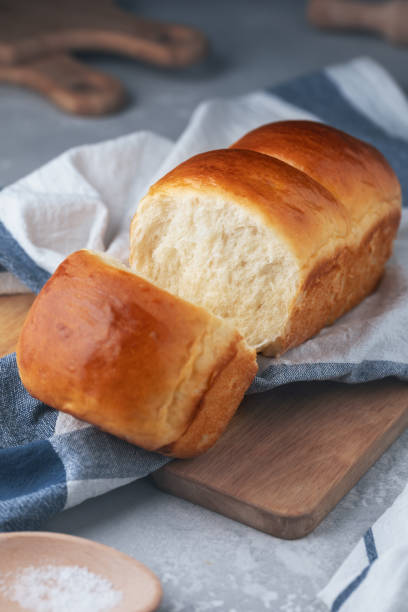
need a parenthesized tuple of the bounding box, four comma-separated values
(231, 120, 401, 230)
(160, 337, 258, 458)
(264, 209, 401, 355)
(17, 250, 257, 456)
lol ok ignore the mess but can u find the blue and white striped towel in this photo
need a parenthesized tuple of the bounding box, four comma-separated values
(1, 58, 408, 608)
(319, 480, 408, 611)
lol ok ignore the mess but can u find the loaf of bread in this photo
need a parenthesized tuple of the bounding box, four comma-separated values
(129, 120, 401, 356)
(17, 250, 257, 458)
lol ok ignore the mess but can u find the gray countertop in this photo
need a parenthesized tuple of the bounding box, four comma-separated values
(1, 1, 407, 610)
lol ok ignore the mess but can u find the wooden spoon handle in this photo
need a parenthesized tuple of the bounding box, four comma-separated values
(0, 53, 127, 115)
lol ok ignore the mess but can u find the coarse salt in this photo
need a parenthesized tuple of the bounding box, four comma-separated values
(0, 564, 122, 612)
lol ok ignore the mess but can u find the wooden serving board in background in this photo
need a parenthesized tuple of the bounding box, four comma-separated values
(0, 0, 208, 115)
(3, 294, 408, 539)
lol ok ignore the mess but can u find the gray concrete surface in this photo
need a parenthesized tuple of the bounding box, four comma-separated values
(1, 1, 407, 610)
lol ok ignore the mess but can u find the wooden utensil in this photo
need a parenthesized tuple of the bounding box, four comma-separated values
(0, 0, 208, 115)
(0, 532, 162, 612)
(3, 294, 408, 540)
(308, 0, 408, 45)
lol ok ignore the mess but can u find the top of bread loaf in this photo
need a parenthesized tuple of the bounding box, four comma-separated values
(146, 147, 349, 266)
(138, 121, 400, 271)
(231, 121, 401, 237)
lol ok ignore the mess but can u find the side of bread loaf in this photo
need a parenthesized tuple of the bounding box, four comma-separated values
(129, 121, 401, 356)
(17, 250, 257, 458)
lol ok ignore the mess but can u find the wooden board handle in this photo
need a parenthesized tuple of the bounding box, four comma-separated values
(61, 21, 208, 69)
(307, 0, 408, 45)
(0, 1, 209, 68)
(0, 53, 127, 115)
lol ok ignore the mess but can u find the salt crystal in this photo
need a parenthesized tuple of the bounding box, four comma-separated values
(0, 564, 122, 612)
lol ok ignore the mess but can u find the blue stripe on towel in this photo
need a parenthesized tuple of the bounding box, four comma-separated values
(0, 441, 65, 500)
(0, 220, 50, 293)
(331, 528, 378, 610)
(271, 71, 408, 204)
(0, 440, 66, 531)
(364, 528, 378, 564)
(0, 353, 58, 449)
(331, 565, 371, 612)
(250, 360, 408, 393)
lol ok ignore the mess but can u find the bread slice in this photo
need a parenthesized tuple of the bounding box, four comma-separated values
(129, 121, 401, 356)
(17, 250, 257, 458)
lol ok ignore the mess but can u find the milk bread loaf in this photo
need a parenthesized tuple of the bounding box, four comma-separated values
(129, 121, 401, 356)
(17, 250, 257, 458)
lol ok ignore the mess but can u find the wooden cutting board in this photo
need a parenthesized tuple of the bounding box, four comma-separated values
(0, 0, 208, 115)
(3, 293, 408, 539)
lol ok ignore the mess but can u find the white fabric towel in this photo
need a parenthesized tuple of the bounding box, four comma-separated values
(319, 481, 408, 611)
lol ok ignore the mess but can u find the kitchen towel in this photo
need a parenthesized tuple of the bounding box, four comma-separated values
(1, 56, 408, 532)
(319, 479, 408, 611)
